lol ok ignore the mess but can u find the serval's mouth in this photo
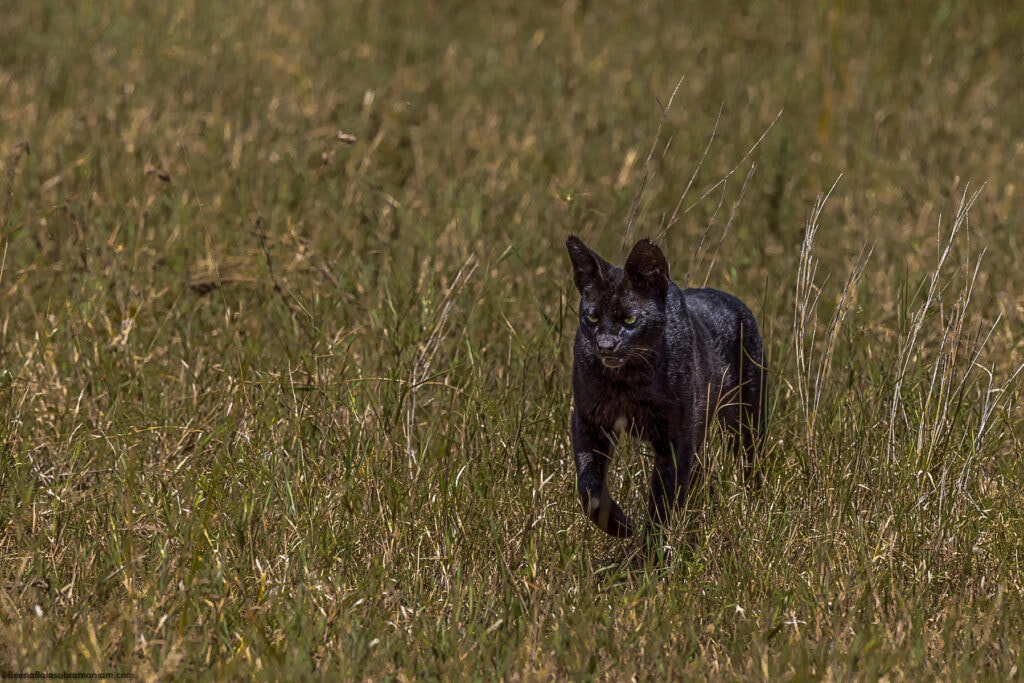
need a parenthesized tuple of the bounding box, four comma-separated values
(599, 355, 625, 370)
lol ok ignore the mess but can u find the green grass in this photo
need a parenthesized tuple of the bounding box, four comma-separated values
(3, 0, 1024, 679)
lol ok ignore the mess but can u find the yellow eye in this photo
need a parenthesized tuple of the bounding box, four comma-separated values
(585, 315, 599, 323)
(623, 315, 637, 325)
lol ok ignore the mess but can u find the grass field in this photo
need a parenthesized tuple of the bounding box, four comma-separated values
(3, 1, 1024, 679)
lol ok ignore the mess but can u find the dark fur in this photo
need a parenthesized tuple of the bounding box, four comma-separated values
(566, 235, 766, 538)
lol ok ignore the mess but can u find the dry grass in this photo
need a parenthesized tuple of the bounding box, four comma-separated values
(2, 1, 1024, 679)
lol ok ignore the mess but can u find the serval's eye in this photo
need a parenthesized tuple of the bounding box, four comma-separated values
(585, 315, 599, 324)
(623, 315, 638, 325)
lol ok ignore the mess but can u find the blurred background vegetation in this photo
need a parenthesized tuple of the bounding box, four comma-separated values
(2, 0, 1023, 679)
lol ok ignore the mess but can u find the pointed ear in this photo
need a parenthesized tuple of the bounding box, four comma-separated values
(566, 235, 611, 293)
(624, 239, 669, 298)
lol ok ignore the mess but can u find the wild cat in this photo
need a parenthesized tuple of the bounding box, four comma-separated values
(566, 235, 766, 539)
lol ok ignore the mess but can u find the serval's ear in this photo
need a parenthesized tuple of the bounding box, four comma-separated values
(623, 239, 668, 299)
(566, 235, 612, 294)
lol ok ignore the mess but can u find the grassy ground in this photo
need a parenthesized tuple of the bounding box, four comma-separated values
(3, 0, 1024, 679)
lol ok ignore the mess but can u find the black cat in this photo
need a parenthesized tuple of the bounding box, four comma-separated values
(566, 235, 766, 539)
